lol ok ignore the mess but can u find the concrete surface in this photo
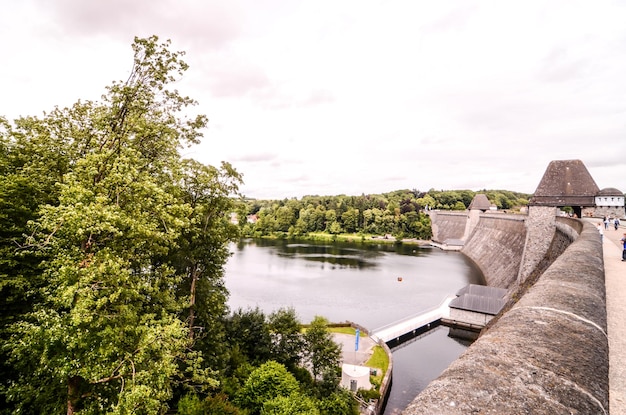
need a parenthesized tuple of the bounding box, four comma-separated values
(334, 332, 377, 366)
(604, 224, 626, 414)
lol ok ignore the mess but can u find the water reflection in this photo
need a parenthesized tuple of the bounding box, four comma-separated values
(234, 238, 434, 269)
(279, 243, 381, 269)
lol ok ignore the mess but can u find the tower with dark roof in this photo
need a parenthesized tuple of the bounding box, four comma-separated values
(529, 159, 600, 218)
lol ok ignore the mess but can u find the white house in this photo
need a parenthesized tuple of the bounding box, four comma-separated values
(595, 187, 625, 218)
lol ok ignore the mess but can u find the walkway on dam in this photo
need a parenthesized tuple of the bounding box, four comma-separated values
(602, 222, 626, 415)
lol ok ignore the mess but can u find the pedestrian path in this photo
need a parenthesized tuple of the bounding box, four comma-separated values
(603, 225, 625, 414)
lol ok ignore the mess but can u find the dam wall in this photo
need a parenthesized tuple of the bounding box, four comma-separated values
(403, 220, 608, 414)
(461, 214, 526, 289)
(429, 211, 467, 243)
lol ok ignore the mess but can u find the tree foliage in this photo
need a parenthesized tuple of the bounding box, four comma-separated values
(1, 36, 242, 415)
(236, 361, 300, 414)
(304, 316, 342, 385)
(238, 189, 530, 240)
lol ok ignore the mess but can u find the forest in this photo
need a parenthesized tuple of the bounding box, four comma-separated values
(0, 36, 531, 414)
(236, 189, 530, 240)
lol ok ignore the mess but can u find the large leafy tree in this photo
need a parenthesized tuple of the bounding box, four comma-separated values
(235, 361, 300, 415)
(303, 316, 341, 386)
(267, 307, 305, 370)
(2, 36, 241, 414)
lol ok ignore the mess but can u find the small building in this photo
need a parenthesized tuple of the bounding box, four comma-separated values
(246, 214, 258, 223)
(468, 194, 492, 212)
(595, 187, 625, 219)
(340, 364, 372, 392)
(447, 284, 507, 328)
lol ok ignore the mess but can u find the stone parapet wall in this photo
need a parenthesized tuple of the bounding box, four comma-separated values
(403, 221, 608, 415)
(517, 206, 557, 284)
(461, 214, 526, 289)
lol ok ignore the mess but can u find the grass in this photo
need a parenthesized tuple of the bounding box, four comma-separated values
(327, 325, 371, 336)
(365, 345, 389, 387)
(366, 345, 389, 373)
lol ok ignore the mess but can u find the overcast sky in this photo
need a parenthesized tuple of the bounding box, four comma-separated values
(2, 0, 625, 199)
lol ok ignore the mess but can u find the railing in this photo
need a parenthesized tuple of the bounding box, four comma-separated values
(371, 295, 456, 343)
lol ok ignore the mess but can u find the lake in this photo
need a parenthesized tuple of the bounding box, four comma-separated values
(224, 238, 484, 414)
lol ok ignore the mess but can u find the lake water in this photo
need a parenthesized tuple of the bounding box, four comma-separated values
(224, 238, 484, 414)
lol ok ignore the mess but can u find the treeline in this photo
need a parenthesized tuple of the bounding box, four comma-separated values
(0, 37, 357, 415)
(236, 189, 531, 240)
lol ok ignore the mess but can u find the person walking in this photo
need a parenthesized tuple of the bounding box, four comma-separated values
(597, 222, 604, 242)
(615, 217, 621, 231)
(621, 233, 626, 261)
(605, 216, 610, 229)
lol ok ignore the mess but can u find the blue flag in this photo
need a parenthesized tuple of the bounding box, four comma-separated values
(355, 328, 360, 351)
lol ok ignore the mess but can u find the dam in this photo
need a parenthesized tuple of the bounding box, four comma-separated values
(399, 159, 625, 414)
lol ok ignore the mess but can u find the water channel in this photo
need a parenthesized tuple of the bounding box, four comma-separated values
(224, 238, 485, 414)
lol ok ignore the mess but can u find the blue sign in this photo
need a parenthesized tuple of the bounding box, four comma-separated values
(355, 328, 360, 351)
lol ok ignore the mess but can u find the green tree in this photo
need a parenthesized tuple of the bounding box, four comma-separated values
(171, 159, 241, 373)
(3, 36, 237, 414)
(341, 208, 359, 233)
(177, 393, 241, 415)
(303, 316, 341, 383)
(262, 393, 320, 415)
(453, 201, 466, 210)
(318, 389, 359, 415)
(268, 307, 305, 370)
(275, 205, 295, 232)
(226, 307, 273, 366)
(236, 361, 300, 414)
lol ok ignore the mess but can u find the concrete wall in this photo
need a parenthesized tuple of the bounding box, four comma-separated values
(461, 214, 527, 289)
(402, 221, 608, 414)
(448, 308, 494, 326)
(429, 211, 467, 243)
(517, 206, 558, 285)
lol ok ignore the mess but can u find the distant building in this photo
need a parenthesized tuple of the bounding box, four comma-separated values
(529, 159, 624, 218)
(247, 214, 259, 224)
(595, 187, 625, 218)
(468, 194, 491, 212)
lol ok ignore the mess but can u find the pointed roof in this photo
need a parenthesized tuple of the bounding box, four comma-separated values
(529, 160, 599, 206)
(468, 194, 491, 211)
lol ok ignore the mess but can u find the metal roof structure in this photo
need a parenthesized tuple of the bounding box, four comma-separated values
(455, 284, 507, 298)
(450, 284, 507, 315)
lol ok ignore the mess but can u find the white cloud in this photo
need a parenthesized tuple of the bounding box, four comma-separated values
(1, 0, 625, 199)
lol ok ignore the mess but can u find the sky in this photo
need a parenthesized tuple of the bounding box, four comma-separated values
(1, 0, 625, 199)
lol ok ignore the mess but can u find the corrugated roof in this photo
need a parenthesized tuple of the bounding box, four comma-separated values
(449, 294, 506, 315)
(456, 284, 507, 299)
(530, 160, 599, 206)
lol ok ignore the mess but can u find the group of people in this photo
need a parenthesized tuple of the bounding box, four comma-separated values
(604, 216, 621, 230)
(597, 216, 626, 261)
